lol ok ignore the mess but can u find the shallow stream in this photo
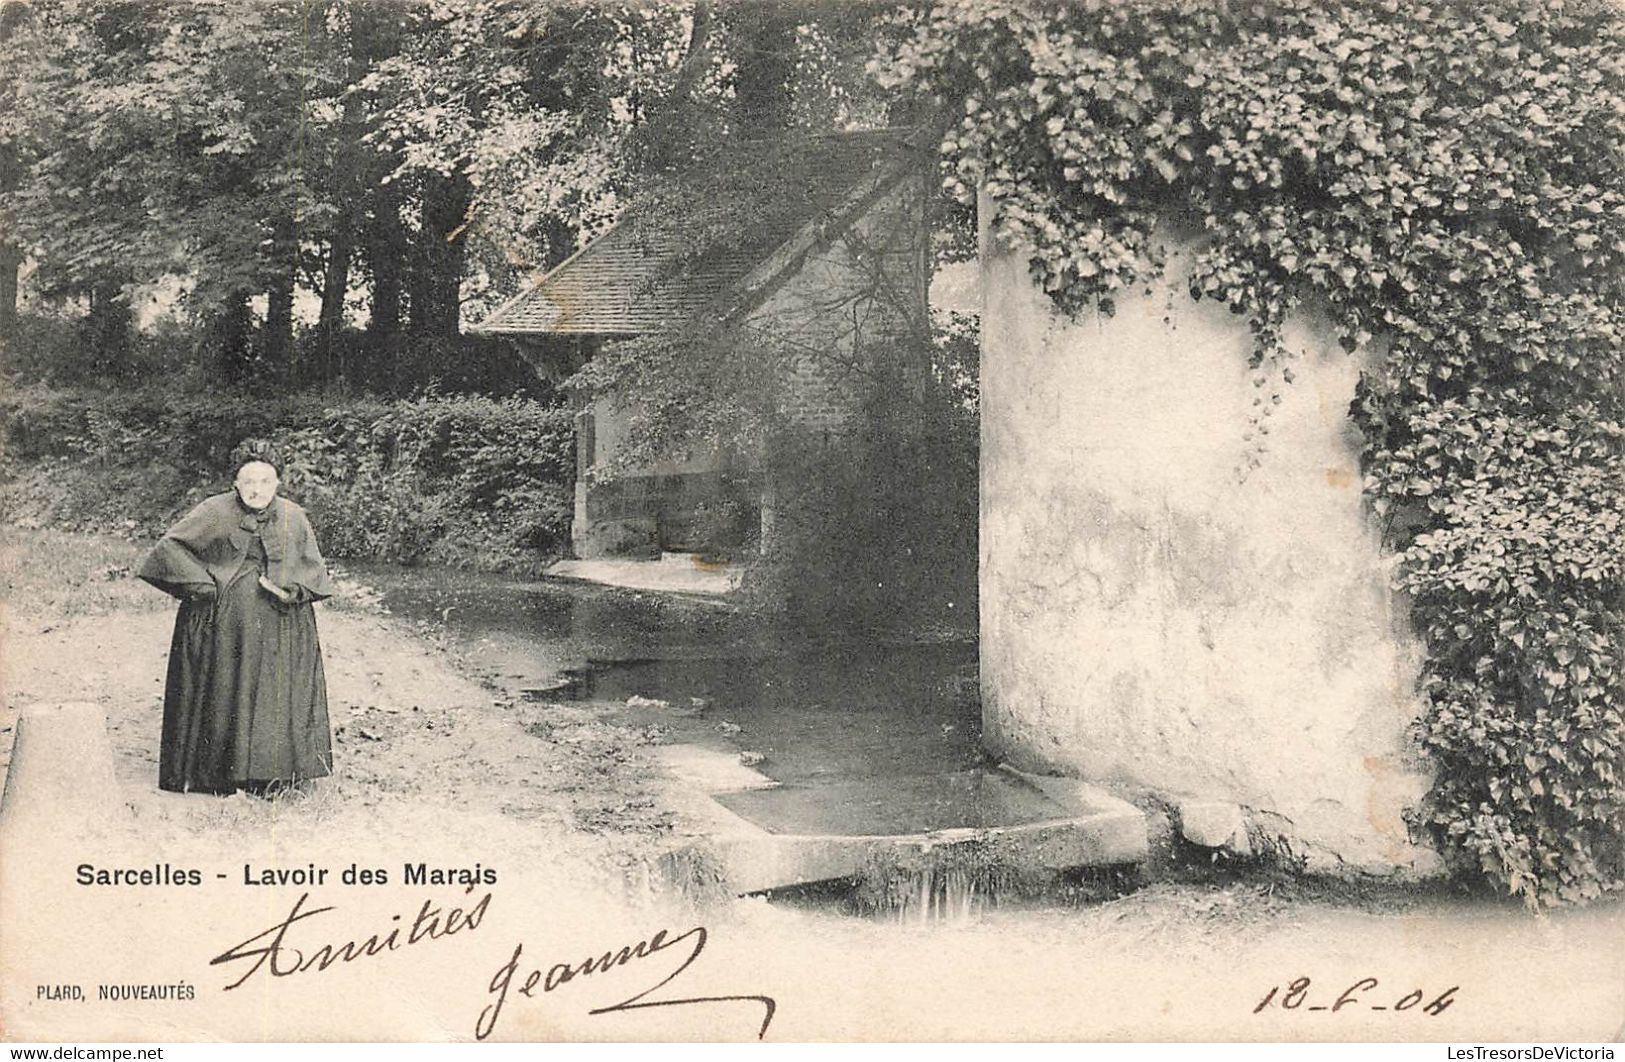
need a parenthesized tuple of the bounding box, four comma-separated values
(344, 565, 1144, 920)
(347, 564, 982, 788)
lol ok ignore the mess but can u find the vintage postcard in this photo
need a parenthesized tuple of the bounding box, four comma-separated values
(1, 0, 1621, 1045)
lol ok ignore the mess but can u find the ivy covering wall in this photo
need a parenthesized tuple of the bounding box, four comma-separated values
(876, 0, 1624, 905)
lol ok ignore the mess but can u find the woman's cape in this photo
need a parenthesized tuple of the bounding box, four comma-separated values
(138, 492, 338, 602)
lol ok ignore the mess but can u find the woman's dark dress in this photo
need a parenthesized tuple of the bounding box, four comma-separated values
(141, 494, 336, 794)
(160, 535, 332, 793)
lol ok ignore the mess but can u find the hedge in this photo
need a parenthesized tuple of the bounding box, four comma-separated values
(0, 384, 576, 571)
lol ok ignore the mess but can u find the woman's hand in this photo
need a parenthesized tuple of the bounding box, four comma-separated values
(258, 575, 298, 609)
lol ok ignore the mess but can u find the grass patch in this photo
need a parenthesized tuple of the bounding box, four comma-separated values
(0, 526, 387, 627)
(0, 526, 161, 622)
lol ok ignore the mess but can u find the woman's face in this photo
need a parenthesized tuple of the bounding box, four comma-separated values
(235, 461, 280, 511)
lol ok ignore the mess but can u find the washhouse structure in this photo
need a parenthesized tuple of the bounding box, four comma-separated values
(475, 129, 931, 559)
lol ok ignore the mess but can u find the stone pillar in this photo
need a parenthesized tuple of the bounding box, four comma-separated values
(0, 702, 128, 839)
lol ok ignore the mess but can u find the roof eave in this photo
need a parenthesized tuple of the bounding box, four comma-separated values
(469, 213, 640, 335)
(709, 152, 925, 333)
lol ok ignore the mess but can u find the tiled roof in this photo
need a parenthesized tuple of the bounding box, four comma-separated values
(474, 129, 917, 337)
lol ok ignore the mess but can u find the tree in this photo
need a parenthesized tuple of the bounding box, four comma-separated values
(309, 0, 404, 380)
(0, 0, 33, 347)
(2, 0, 353, 380)
(360, 1, 893, 337)
(2, 1, 903, 387)
(362, 1, 698, 336)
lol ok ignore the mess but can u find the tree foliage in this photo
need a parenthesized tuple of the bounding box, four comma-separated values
(4, 2, 345, 325)
(0, 0, 916, 388)
(0, 2, 681, 379)
(877, 0, 1625, 905)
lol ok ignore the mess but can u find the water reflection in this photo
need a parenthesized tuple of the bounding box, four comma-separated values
(346, 564, 981, 786)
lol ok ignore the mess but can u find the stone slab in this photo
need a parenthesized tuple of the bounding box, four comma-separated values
(714, 770, 1065, 835)
(674, 761, 1148, 894)
(547, 552, 744, 597)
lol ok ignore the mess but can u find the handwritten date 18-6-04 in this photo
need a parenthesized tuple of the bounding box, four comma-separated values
(1254, 977, 1459, 1016)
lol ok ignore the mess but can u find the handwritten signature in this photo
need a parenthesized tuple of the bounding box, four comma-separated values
(206, 890, 776, 1040)
(477, 926, 776, 1041)
(209, 890, 492, 991)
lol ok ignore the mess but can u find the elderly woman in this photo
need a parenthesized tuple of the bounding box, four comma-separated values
(138, 440, 336, 795)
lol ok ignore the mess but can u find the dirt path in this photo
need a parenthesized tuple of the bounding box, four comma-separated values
(1, 529, 1620, 1043)
(0, 529, 716, 874)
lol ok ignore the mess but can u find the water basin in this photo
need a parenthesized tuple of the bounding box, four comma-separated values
(350, 565, 1146, 896)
